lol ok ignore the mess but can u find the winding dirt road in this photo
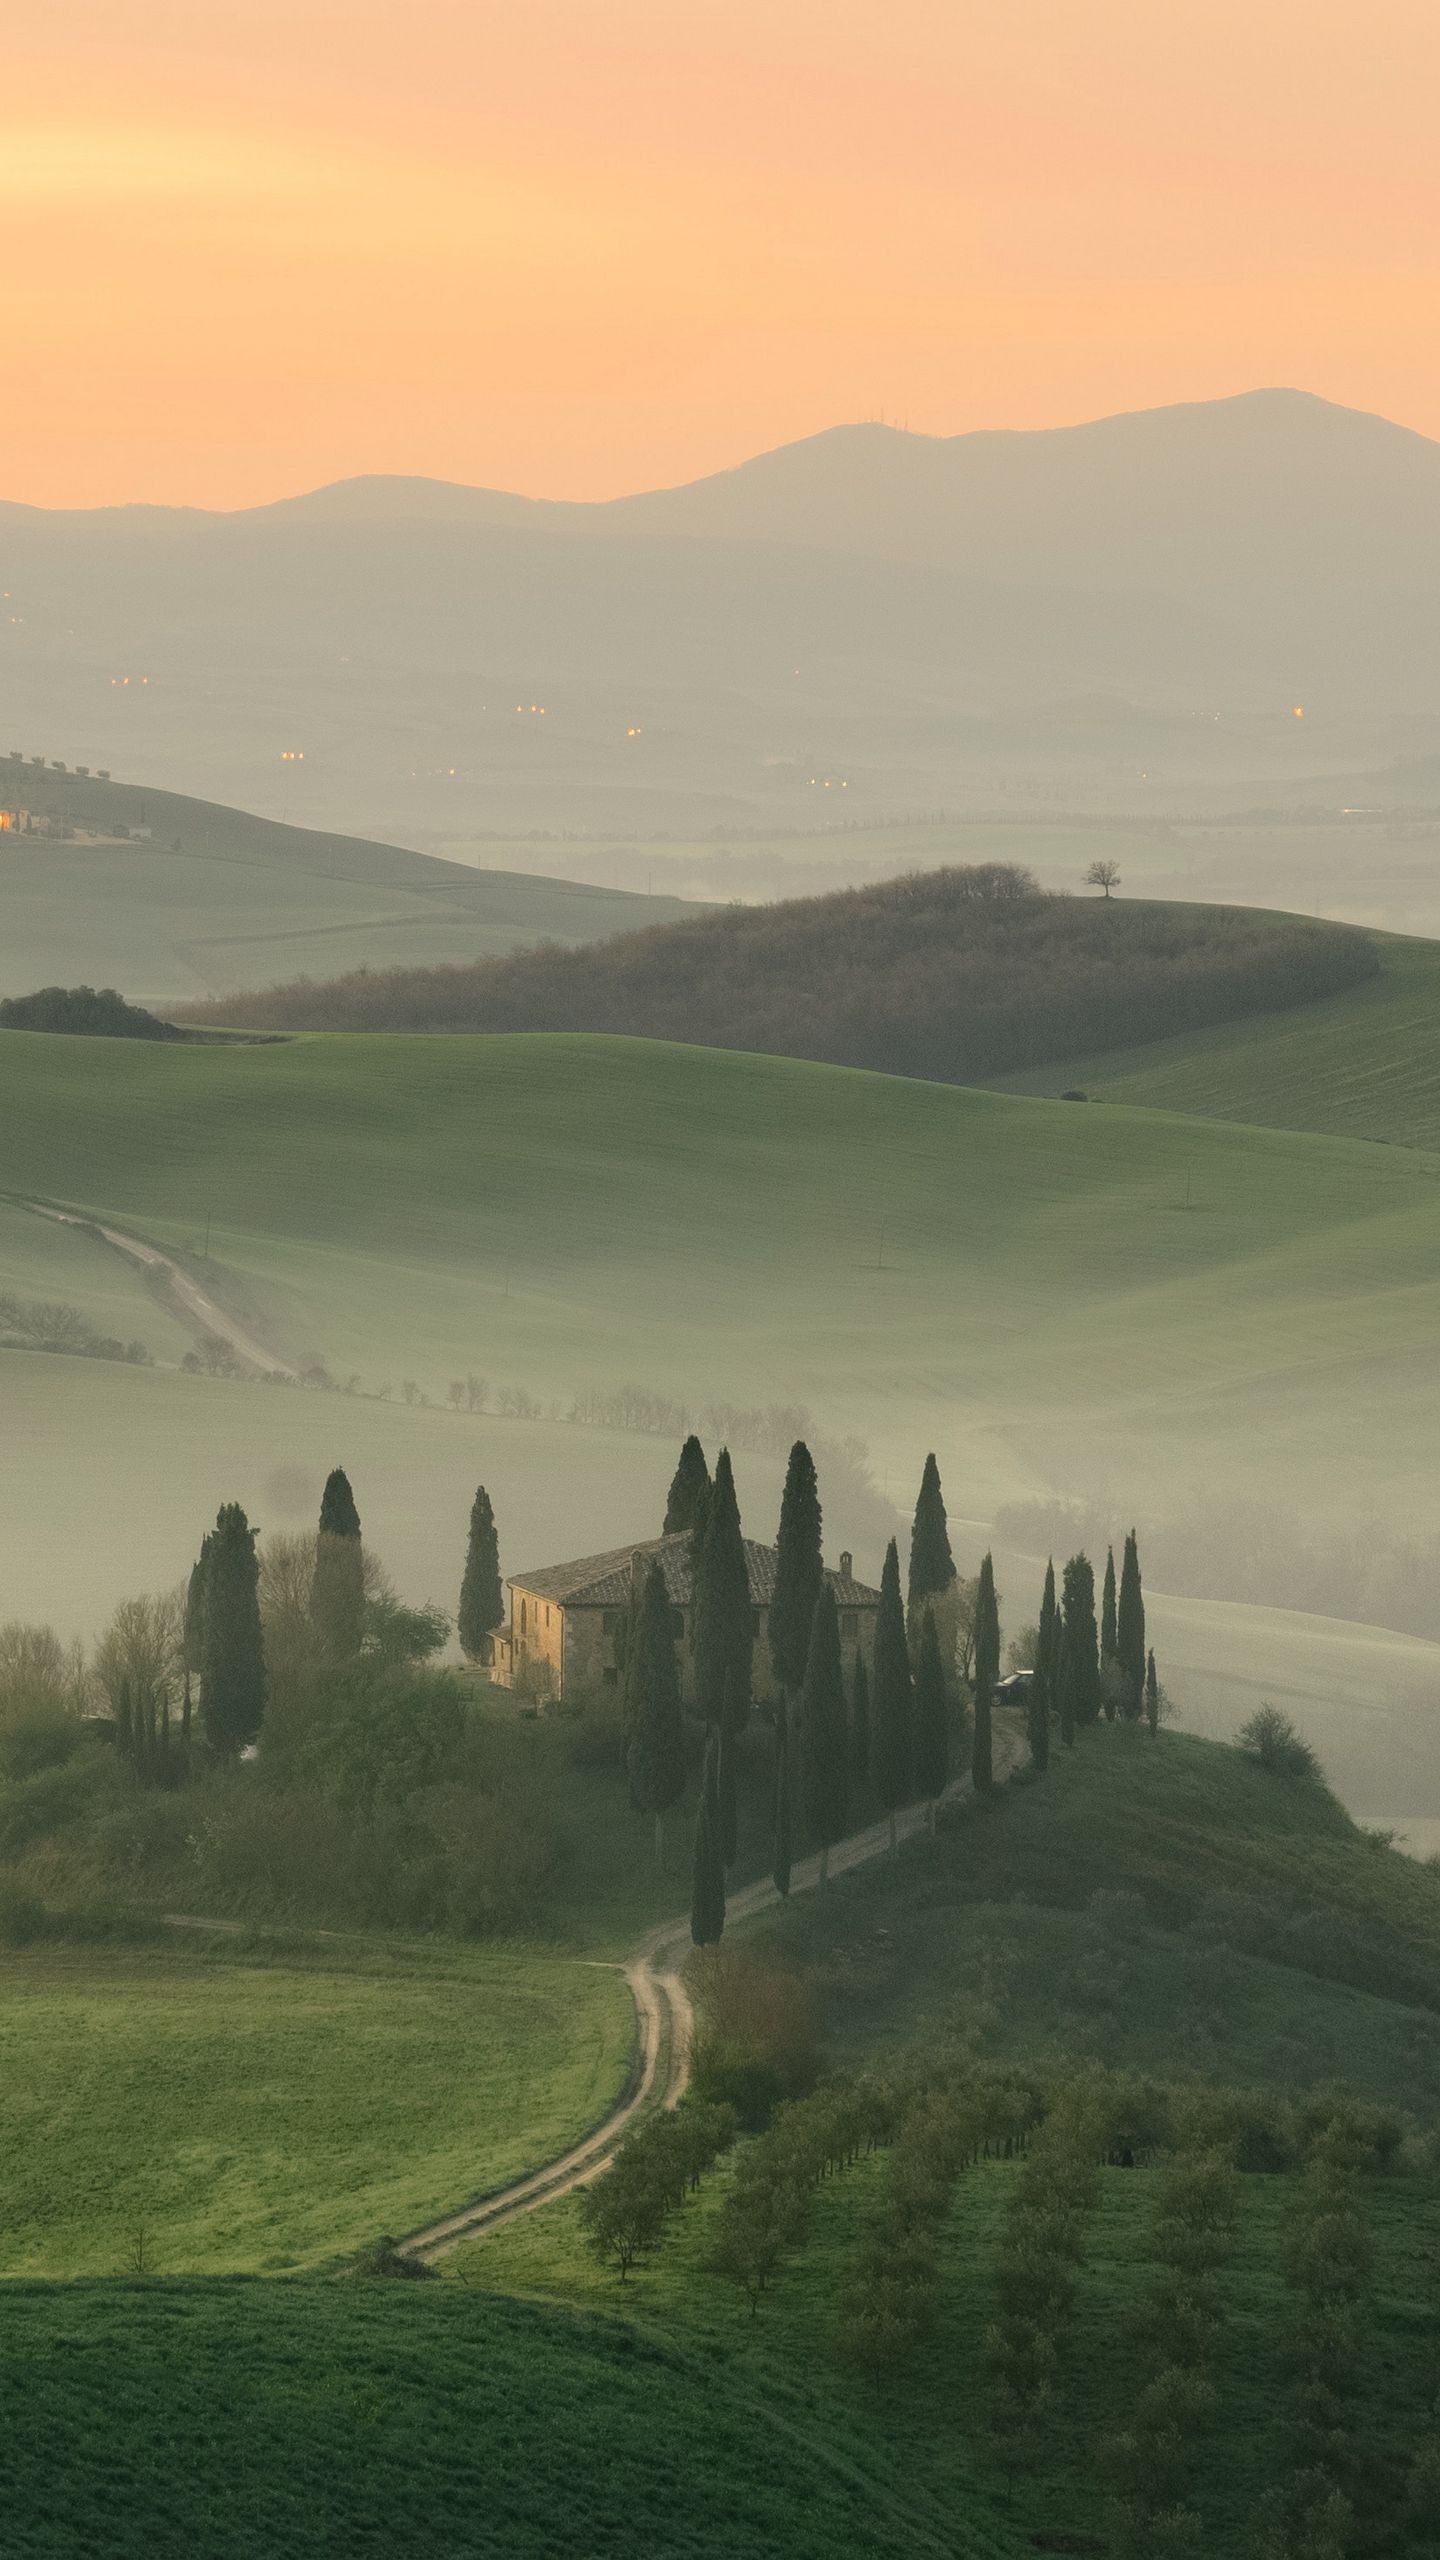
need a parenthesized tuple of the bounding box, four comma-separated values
(23, 1199, 296, 1378)
(406, 1720, 1022, 2262)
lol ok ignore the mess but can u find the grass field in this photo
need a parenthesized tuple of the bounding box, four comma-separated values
(994, 928, 1440, 1149)
(0, 1935, 631, 2276)
(737, 1721, 1440, 2105)
(0, 768, 694, 1004)
(466, 2142, 1440, 2560)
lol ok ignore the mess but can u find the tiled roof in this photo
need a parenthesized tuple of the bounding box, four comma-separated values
(509, 1531, 880, 1610)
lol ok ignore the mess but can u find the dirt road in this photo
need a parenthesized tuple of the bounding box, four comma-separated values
(405, 1720, 1023, 2262)
(24, 1199, 295, 1377)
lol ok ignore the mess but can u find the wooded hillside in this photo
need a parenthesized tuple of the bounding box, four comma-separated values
(191, 871, 1378, 1082)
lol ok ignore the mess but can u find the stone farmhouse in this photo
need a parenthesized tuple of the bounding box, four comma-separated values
(488, 1532, 881, 1707)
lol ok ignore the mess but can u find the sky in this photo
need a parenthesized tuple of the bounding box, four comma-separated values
(5, 0, 1439, 509)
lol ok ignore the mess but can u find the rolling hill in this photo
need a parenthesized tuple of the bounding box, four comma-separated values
(4, 1023, 1440, 1812)
(0, 764, 695, 1003)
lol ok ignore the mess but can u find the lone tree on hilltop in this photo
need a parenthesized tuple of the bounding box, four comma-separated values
(907, 1453, 956, 1650)
(691, 1732, 726, 1947)
(913, 1605, 950, 1823)
(1059, 1553, 1101, 1742)
(768, 1441, 824, 1706)
(664, 1435, 711, 1548)
(625, 1558, 687, 1859)
(458, 1485, 503, 1662)
(849, 1649, 871, 1790)
(799, 1584, 848, 1884)
(972, 1551, 1000, 1792)
(1085, 858, 1121, 898)
(201, 1502, 266, 1755)
(310, 1467, 364, 1663)
(871, 1538, 913, 1854)
(1117, 1530, 1146, 1720)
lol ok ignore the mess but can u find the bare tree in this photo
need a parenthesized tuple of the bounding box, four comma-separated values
(1085, 859, 1121, 898)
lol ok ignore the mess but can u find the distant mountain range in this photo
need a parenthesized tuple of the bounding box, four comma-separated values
(4, 391, 1439, 848)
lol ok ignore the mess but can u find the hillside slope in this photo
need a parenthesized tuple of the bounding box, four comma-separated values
(992, 928, 1440, 1149)
(0, 765, 694, 1002)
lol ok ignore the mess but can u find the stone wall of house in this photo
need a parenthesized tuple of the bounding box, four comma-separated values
(547, 1598, 880, 1705)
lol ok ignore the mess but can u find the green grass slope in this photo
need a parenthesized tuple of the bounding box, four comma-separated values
(993, 928, 1440, 1148)
(744, 1721, 1440, 2103)
(0, 2281, 970, 2560)
(0, 766, 695, 1003)
(0, 1936, 631, 2275)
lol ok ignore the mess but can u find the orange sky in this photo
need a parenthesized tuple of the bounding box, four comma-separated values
(6, 0, 1439, 508)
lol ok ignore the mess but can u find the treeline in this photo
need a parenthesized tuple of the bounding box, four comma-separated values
(0, 985, 183, 1041)
(1000, 1494, 1440, 1648)
(189, 866, 1379, 1083)
(0, 1293, 150, 1366)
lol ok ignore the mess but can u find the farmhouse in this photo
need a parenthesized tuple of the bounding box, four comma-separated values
(488, 1532, 881, 1706)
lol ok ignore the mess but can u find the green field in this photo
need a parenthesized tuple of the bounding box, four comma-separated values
(0, 1935, 631, 2275)
(994, 928, 1440, 1149)
(6, 1020, 1440, 1809)
(0, 767, 694, 1004)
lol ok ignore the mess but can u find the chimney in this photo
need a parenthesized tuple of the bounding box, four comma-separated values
(839, 1551, 853, 1583)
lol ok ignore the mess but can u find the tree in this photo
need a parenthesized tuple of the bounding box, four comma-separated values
(201, 1503, 266, 1754)
(457, 1485, 503, 1661)
(798, 1584, 848, 1883)
(772, 1699, 793, 1898)
(907, 1453, 955, 1641)
(972, 1550, 1000, 1792)
(849, 1649, 871, 1789)
(1101, 1545, 1118, 1672)
(693, 1449, 752, 1737)
(1117, 1529, 1146, 1720)
(95, 1594, 181, 1786)
(626, 1558, 686, 1858)
(717, 1699, 739, 1869)
(1059, 1553, 1100, 1741)
(181, 1540, 210, 1743)
(310, 1468, 364, 1664)
(912, 1606, 949, 1820)
(1086, 858, 1121, 898)
(1145, 1649, 1160, 1738)
(664, 1434, 711, 1541)
(691, 1732, 726, 1946)
(768, 1441, 824, 1701)
(871, 1539, 912, 1853)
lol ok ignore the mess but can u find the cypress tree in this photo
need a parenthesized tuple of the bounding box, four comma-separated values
(1060, 1553, 1101, 1736)
(849, 1649, 871, 1791)
(690, 1732, 726, 1947)
(664, 1435, 711, 1540)
(717, 1690, 739, 1869)
(798, 1584, 848, 1883)
(912, 1605, 949, 1820)
(1145, 1649, 1160, 1738)
(1035, 1557, 1059, 1769)
(458, 1485, 503, 1662)
(693, 1449, 753, 1735)
(310, 1467, 364, 1663)
(768, 1441, 824, 1701)
(1101, 1545, 1118, 1668)
(1117, 1529, 1146, 1720)
(625, 1558, 687, 1859)
(772, 1699, 793, 1898)
(201, 1502, 266, 1755)
(181, 1539, 210, 1743)
(972, 1550, 999, 1793)
(907, 1452, 956, 1636)
(871, 1538, 912, 1853)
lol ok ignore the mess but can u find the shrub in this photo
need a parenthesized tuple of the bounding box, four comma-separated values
(0, 1712, 88, 1782)
(1238, 1704, 1322, 1781)
(353, 2235, 436, 2280)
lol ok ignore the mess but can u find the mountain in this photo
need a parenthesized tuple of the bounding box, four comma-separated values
(5, 392, 1440, 852)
